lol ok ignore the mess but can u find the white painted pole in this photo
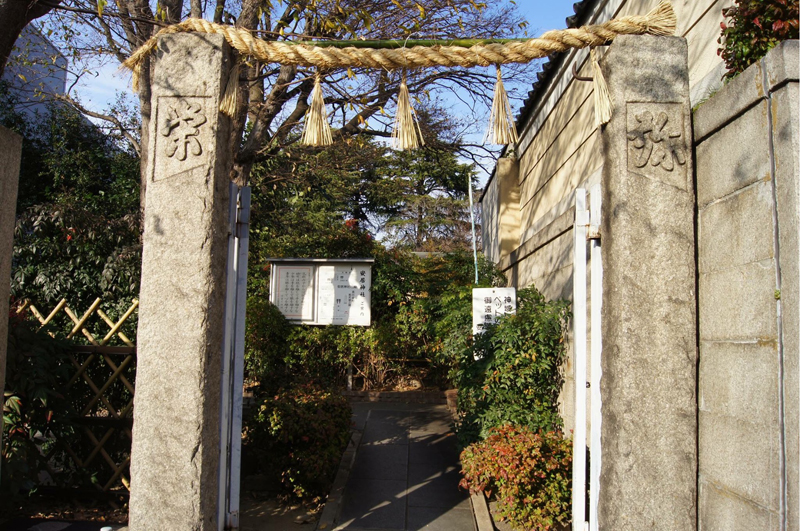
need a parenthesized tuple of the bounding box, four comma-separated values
(589, 184, 603, 531)
(467, 176, 479, 285)
(218, 182, 240, 530)
(227, 186, 251, 529)
(572, 188, 588, 531)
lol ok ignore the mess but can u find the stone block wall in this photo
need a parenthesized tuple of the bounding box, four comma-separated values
(694, 40, 798, 531)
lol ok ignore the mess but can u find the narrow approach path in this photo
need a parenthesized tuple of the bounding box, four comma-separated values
(333, 402, 475, 531)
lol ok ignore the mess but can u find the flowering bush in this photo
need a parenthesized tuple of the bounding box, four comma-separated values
(460, 425, 572, 531)
(243, 384, 351, 498)
(718, 0, 799, 78)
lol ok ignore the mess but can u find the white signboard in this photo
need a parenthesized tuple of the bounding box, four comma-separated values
(472, 287, 517, 334)
(270, 259, 372, 326)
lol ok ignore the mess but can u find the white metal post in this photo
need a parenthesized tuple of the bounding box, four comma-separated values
(589, 184, 603, 531)
(218, 183, 239, 530)
(218, 185, 251, 530)
(467, 175, 479, 285)
(572, 189, 588, 531)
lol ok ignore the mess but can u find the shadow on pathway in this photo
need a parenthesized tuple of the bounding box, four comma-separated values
(333, 402, 474, 531)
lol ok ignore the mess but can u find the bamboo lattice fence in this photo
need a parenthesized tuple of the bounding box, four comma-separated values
(15, 298, 139, 495)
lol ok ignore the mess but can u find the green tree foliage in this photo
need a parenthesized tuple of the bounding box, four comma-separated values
(373, 149, 475, 251)
(248, 120, 479, 260)
(1, 86, 141, 317)
(719, 0, 799, 78)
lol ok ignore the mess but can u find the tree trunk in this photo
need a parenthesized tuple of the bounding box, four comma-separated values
(138, 58, 152, 232)
(0, 0, 60, 78)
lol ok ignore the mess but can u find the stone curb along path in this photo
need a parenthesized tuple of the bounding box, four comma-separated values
(316, 394, 494, 531)
(316, 431, 363, 530)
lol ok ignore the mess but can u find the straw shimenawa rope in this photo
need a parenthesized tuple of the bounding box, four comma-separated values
(123, 1, 676, 91)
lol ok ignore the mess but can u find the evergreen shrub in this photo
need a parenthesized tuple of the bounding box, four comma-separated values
(460, 425, 572, 531)
(719, 0, 799, 78)
(243, 384, 351, 498)
(453, 286, 570, 446)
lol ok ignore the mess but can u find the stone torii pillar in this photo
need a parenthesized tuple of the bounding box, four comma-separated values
(598, 35, 697, 531)
(128, 33, 234, 530)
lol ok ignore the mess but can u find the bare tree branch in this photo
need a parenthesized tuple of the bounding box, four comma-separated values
(54, 93, 141, 155)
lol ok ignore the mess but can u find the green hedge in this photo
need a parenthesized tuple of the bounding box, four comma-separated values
(243, 384, 352, 498)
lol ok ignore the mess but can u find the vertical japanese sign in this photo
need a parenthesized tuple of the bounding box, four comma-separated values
(273, 266, 314, 321)
(472, 287, 516, 334)
(270, 260, 372, 326)
(317, 264, 371, 326)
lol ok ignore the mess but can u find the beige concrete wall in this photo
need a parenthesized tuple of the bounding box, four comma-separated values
(693, 41, 798, 531)
(480, 171, 500, 264)
(486, 0, 730, 297)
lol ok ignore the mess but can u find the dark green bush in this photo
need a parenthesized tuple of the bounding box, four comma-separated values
(460, 425, 572, 531)
(2, 311, 76, 497)
(454, 287, 569, 447)
(719, 0, 799, 78)
(244, 296, 291, 389)
(243, 384, 352, 498)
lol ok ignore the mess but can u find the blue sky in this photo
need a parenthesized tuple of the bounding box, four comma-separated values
(517, 1, 578, 38)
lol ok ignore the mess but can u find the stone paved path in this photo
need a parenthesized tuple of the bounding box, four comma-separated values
(334, 402, 475, 531)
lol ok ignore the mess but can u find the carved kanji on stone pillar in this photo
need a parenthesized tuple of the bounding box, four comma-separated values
(626, 103, 689, 190)
(160, 100, 207, 160)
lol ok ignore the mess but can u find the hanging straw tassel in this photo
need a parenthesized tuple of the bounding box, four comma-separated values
(392, 74, 424, 150)
(485, 65, 519, 145)
(219, 61, 241, 117)
(644, 0, 678, 36)
(301, 73, 333, 146)
(590, 48, 613, 127)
